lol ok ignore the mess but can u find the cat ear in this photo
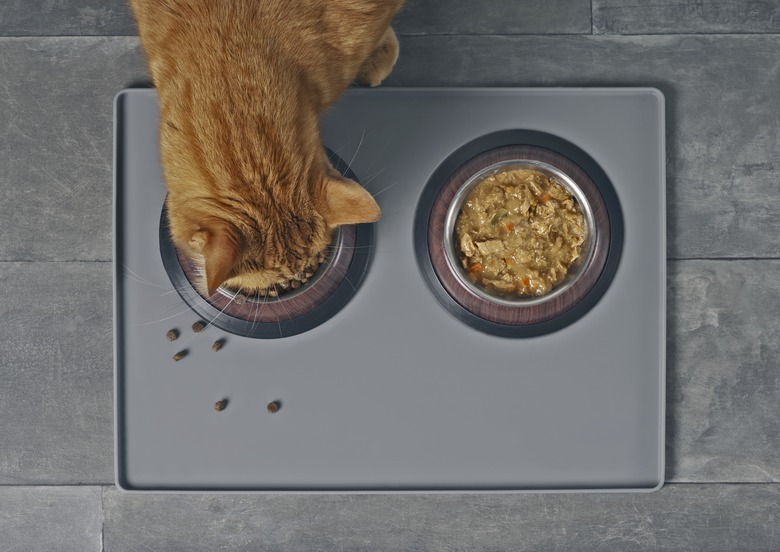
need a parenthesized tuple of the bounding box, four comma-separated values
(321, 175, 381, 226)
(190, 227, 239, 296)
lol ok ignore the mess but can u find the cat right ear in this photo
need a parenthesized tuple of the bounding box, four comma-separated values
(190, 227, 239, 296)
(321, 175, 381, 226)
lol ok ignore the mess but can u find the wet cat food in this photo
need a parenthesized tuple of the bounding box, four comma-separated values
(455, 167, 586, 297)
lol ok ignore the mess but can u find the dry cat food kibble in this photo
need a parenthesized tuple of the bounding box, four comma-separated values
(266, 401, 280, 414)
(214, 399, 227, 412)
(166, 329, 179, 341)
(211, 339, 223, 352)
(191, 321, 206, 332)
(455, 168, 587, 297)
(227, 250, 328, 300)
(173, 350, 187, 362)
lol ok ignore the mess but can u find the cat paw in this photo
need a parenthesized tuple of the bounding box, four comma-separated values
(357, 28, 399, 87)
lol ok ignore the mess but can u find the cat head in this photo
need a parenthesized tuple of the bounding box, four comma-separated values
(167, 172, 379, 297)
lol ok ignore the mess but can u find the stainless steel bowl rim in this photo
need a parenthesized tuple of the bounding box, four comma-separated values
(217, 227, 343, 304)
(443, 159, 598, 308)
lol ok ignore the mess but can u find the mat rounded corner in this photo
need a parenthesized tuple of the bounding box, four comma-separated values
(114, 471, 137, 493)
(113, 88, 128, 107)
(644, 87, 665, 104)
(648, 478, 665, 492)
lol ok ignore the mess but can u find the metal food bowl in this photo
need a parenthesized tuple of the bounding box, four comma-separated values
(216, 227, 342, 304)
(158, 150, 375, 339)
(443, 160, 597, 308)
(420, 139, 616, 331)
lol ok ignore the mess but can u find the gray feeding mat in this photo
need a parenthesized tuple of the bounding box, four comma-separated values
(114, 88, 665, 492)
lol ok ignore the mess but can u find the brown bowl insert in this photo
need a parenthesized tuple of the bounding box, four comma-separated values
(428, 145, 611, 326)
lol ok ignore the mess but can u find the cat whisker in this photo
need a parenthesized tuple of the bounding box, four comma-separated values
(230, 286, 256, 333)
(322, 256, 357, 293)
(345, 127, 366, 176)
(325, 244, 378, 251)
(159, 283, 201, 297)
(124, 273, 169, 289)
(160, 288, 183, 297)
(178, 291, 235, 346)
(275, 293, 294, 328)
(327, 143, 350, 164)
(361, 166, 387, 188)
(363, 131, 396, 173)
(272, 285, 283, 337)
(250, 287, 268, 334)
(369, 180, 398, 198)
(124, 273, 156, 287)
(139, 306, 196, 326)
(122, 264, 167, 289)
(138, 288, 213, 326)
(157, 299, 189, 316)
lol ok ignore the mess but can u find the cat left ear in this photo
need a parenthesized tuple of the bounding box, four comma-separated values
(321, 175, 381, 226)
(191, 227, 239, 297)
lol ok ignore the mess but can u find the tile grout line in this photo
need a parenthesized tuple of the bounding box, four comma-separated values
(0, 481, 779, 487)
(669, 257, 780, 261)
(0, 260, 112, 263)
(0, 483, 109, 487)
(590, 0, 594, 35)
(100, 485, 106, 552)
(2, 32, 780, 38)
(391, 31, 780, 37)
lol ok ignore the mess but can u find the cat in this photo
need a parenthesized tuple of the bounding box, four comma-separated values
(130, 0, 405, 297)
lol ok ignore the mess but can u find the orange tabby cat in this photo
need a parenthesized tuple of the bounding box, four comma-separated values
(130, 0, 404, 296)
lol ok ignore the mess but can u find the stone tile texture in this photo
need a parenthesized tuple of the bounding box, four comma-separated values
(0, 0, 135, 36)
(667, 261, 780, 483)
(0, 486, 103, 552)
(0, 0, 592, 36)
(594, 0, 780, 34)
(394, 0, 592, 35)
(0, 37, 146, 261)
(103, 484, 780, 551)
(0, 262, 114, 484)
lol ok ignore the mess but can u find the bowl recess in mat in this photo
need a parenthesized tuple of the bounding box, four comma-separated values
(414, 131, 624, 338)
(158, 151, 374, 339)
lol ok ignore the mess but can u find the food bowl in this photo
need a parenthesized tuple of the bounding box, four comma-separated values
(443, 159, 597, 308)
(158, 151, 374, 339)
(172, 224, 354, 322)
(423, 142, 614, 328)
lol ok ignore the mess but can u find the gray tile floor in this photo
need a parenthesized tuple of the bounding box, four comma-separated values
(1, 1, 778, 550)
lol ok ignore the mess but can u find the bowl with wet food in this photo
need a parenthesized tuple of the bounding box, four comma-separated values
(444, 160, 596, 307)
(425, 143, 612, 328)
